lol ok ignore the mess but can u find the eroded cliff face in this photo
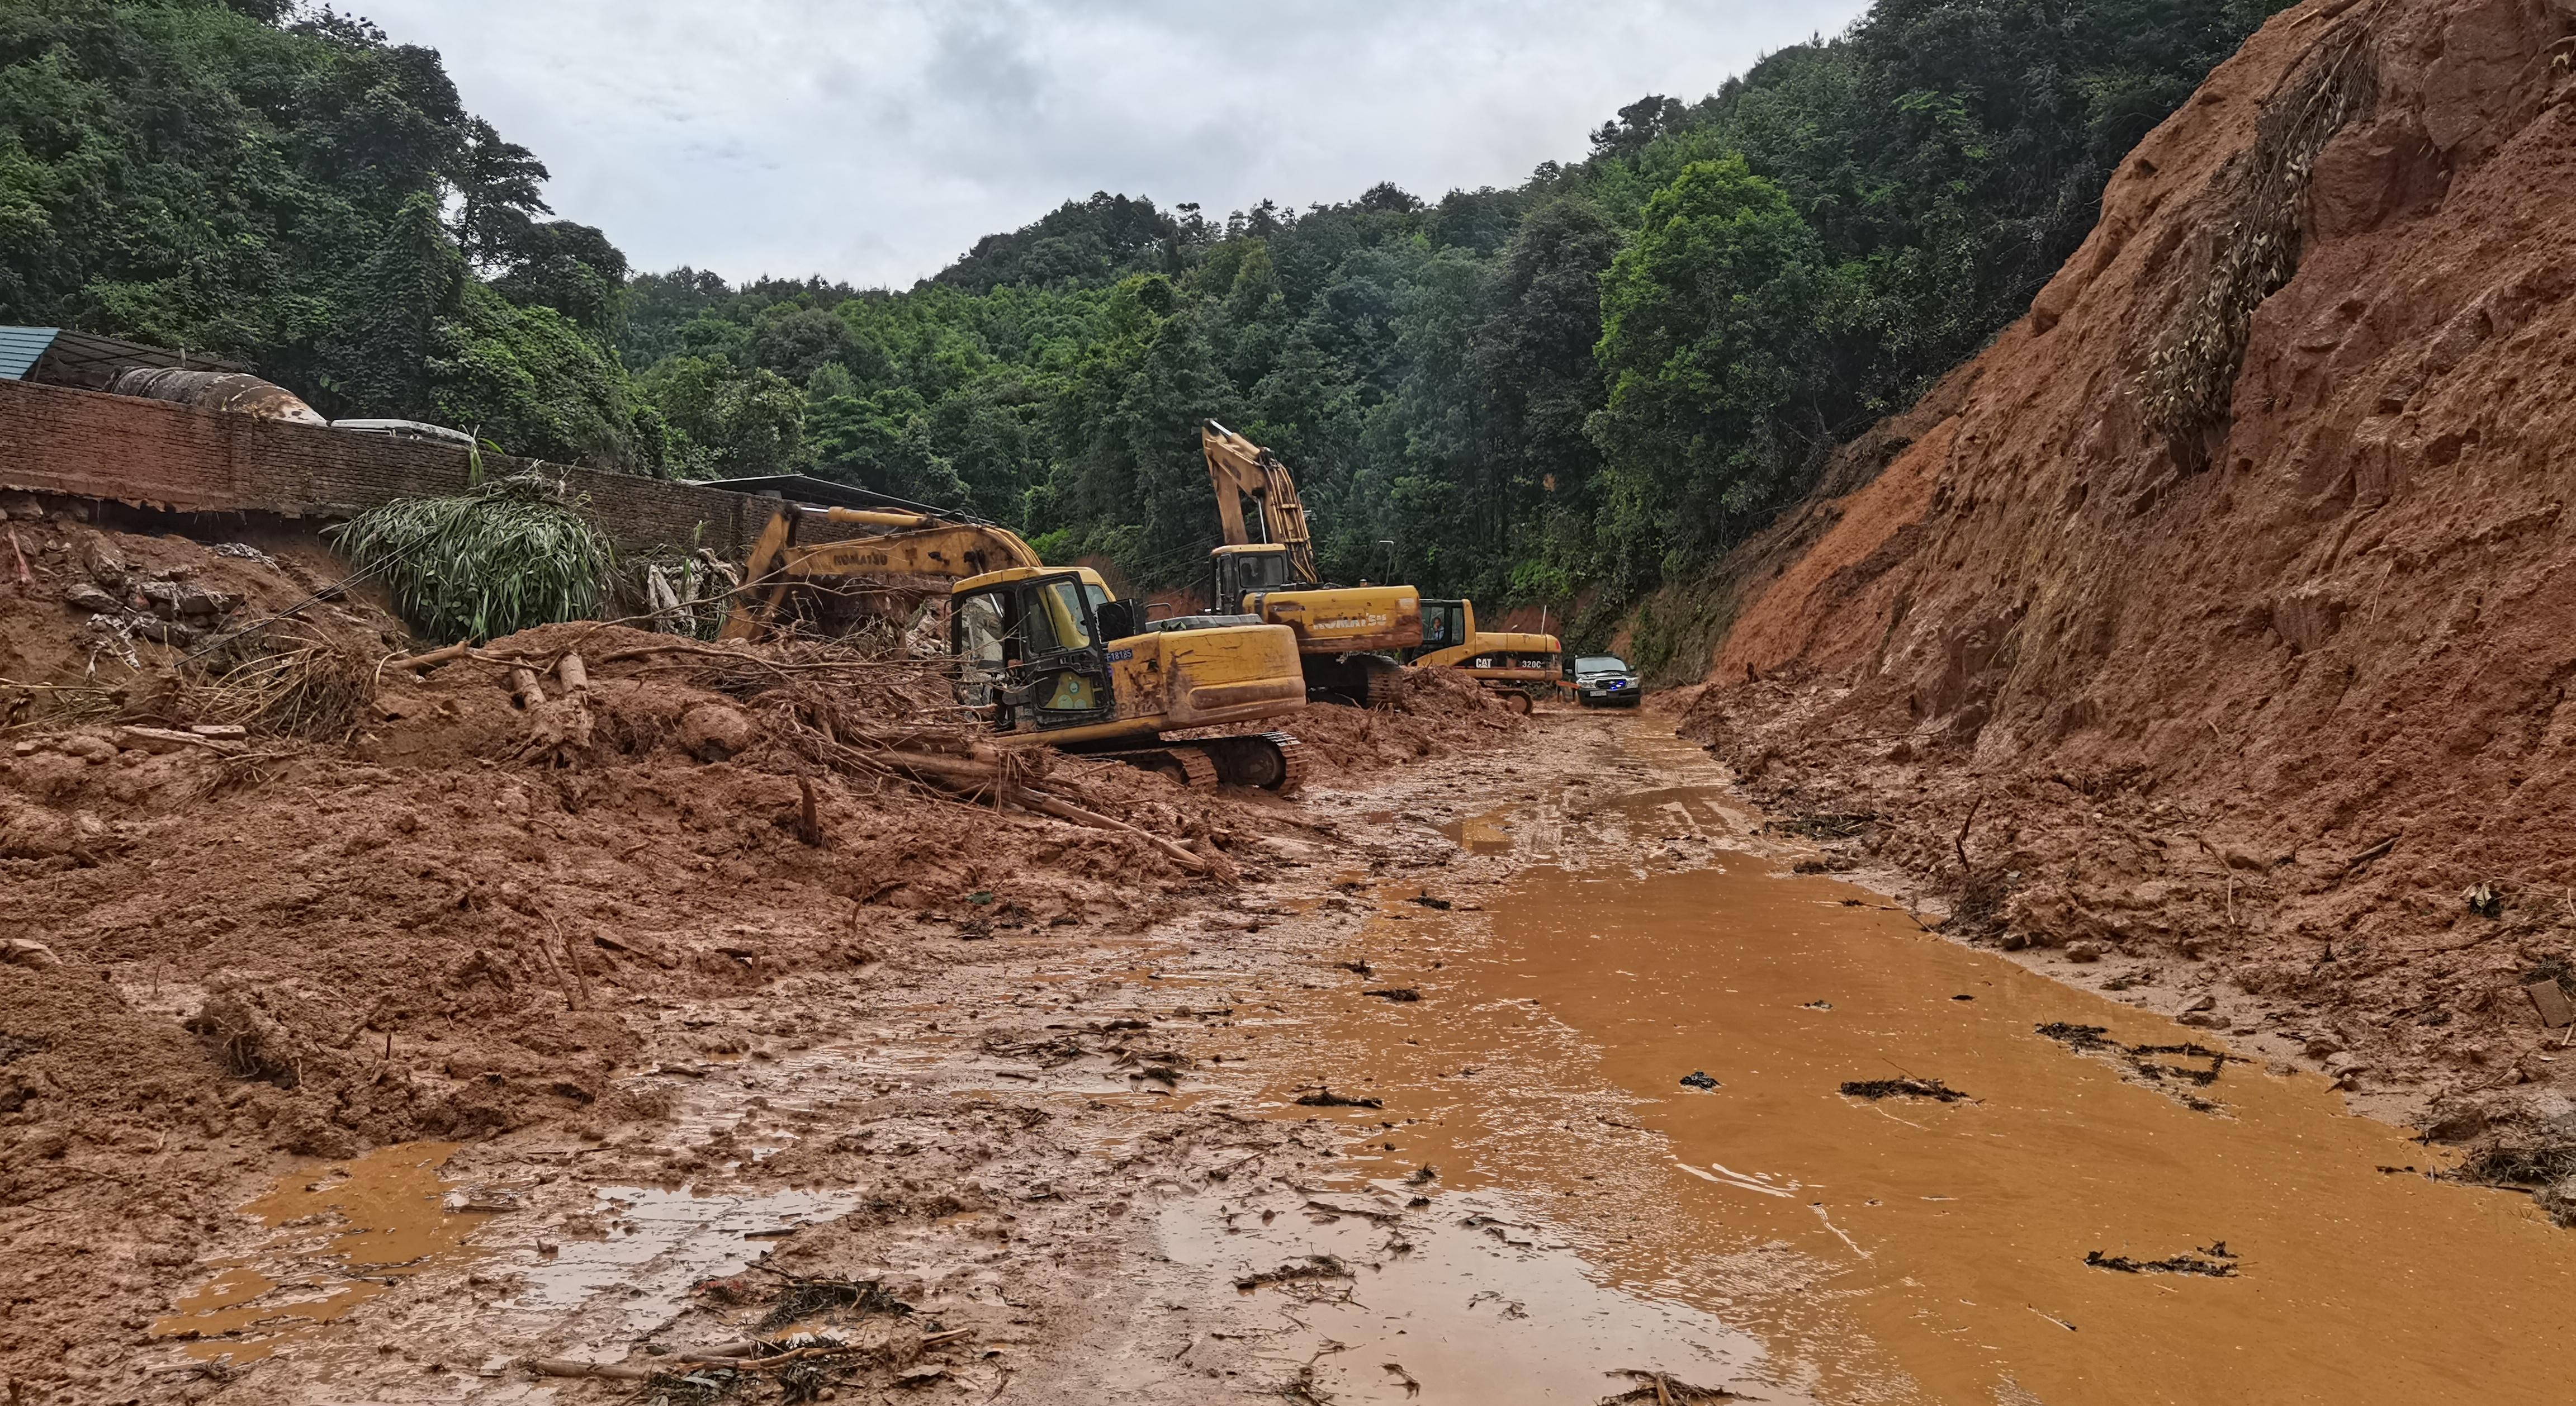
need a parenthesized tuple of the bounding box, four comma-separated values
(1682, 0, 2576, 1100)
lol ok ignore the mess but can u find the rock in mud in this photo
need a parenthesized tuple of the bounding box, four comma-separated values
(2065, 940, 2106, 963)
(59, 582, 119, 613)
(679, 702, 756, 761)
(1, 939, 62, 972)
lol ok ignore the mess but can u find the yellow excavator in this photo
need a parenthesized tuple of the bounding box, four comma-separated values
(1404, 599, 1559, 714)
(721, 499, 1308, 789)
(1201, 420, 1420, 703)
(1200, 421, 1559, 712)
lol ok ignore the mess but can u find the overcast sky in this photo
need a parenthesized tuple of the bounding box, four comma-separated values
(356, 1, 1871, 290)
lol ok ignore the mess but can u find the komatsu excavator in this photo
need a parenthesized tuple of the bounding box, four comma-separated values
(1201, 420, 1419, 703)
(1200, 421, 1560, 711)
(720, 498, 1308, 790)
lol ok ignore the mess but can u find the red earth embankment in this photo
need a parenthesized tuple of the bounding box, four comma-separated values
(1680, 0, 2576, 1118)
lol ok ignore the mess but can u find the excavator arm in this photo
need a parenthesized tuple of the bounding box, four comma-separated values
(1202, 419, 1319, 583)
(719, 506, 1045, 641)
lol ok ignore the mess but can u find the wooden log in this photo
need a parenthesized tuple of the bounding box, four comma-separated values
(391, 641, 472, 673)
(117, 725, 246, 757)
(872, 747, 1004, 786)
(1015, 788, 1210, 874)
(525, 1358, 654, 1380)
(556, 651, 590, 693)
(508, 666, 547, 709)
(795, 776, 823, 846)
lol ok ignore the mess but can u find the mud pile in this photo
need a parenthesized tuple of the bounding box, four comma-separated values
(1677, 0, 2576, 1116)
(1276, 666, 1529, 779)
(0, 501, 1528, 1389)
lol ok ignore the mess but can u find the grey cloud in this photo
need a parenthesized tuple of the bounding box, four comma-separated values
(359, 0, 1868, 286)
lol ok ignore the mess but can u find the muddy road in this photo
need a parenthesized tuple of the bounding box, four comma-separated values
(134, 713, 2573, 1405)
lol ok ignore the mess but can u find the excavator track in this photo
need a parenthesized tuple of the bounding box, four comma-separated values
(1099, 746, 1219, 789)
(1204, 730, 1305, 795)
(1081, 732, 1304, 794)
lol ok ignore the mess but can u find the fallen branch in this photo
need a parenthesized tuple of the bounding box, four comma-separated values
(525, 1358, 654, 1380)
(1954, 790, 1984, 871)
(117, 725, 247, 757)
(1014, 787, 1210, 874)
(387, 641, 472, 674)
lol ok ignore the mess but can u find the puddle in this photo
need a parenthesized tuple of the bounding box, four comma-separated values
(1273, 732, 2576, 1404)
(1158, 1185, 1804, 1403)
(1439, 809, 1517, 855)
(512, 1183, 860, 1339)
(153, 1142, 477, 1362)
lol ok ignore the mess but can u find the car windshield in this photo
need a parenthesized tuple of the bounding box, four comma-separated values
(1574, 656, 1630, 674)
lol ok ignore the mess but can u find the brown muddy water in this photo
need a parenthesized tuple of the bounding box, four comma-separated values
(1263, 728, 2576, 1405)
(151, 1142, 470, 1361)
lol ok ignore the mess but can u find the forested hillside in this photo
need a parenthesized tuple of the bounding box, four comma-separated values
(2, 0, 2289, 648)
(0, 0, 656, 467)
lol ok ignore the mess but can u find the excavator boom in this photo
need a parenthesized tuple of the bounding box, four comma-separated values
(719, 506, 1043, 641)
(1202, 420, 1319, 583)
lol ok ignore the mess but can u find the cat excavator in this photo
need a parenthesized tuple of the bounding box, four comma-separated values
(1200, 420, 1559, 711)
(721, 498, 1308, 790)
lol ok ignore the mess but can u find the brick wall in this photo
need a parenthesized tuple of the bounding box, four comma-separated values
(0, 378, 817, 558)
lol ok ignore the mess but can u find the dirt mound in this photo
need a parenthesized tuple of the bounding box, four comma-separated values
(1677, 0, 2576, 1111)
(0, 500, 1530, 1388)
(1280, 667, 1530, 778)
(0, 494, 401, 726)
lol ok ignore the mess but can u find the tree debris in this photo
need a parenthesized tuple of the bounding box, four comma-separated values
(2084, 1247, 2237, 1276)
(1839, 1077, 1971, 1102)
(1293, 1086, 1383, 1109)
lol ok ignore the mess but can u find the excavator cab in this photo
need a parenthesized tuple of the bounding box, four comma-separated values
(1210, 543, 1298, 612)
(1414, 599, 1472, 655)
(951, 568, 1117, 732)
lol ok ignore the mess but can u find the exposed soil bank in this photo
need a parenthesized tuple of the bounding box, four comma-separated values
(1673, 0, 2576, 1146)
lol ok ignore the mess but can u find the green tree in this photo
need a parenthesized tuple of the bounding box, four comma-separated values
(1590, 157, 1845, 577)
(447, 116, 550, 270)
(641, 356, 805, 477)
(430, 281, 659, 470)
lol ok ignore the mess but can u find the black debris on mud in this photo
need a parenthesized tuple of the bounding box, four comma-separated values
(1293, 1087, 1384, 1109)
(1363, 987, 1423, 1002)
(1600, 1369, 1752, 1403)
(2450, 1135, 2576, 1226)
(2035, 1021, 2116, 1051)
(1840, 1077, 1971, 1102)
(757, 1275, 913, 1330)
(2035, 1022, 2245, 1111)
(2084, 1246, 2238, 1277)
(1235, 1254, 1354, 1292)
(1678, 1070, 1721, 1091)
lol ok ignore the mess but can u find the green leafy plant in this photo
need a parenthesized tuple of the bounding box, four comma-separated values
(329, 476, 614, 643)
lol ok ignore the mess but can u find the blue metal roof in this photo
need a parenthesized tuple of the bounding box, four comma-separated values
(0, 326, 60, 381)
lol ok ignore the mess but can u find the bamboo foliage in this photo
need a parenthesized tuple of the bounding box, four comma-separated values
(329, 475, 615, 643)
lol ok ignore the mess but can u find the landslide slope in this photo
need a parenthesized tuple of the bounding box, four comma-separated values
(1682, 0, 2576, 1093)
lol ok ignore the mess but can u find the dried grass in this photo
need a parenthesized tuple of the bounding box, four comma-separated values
(179, 622, 374, 739)
(2141, 10, 2380, 441)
